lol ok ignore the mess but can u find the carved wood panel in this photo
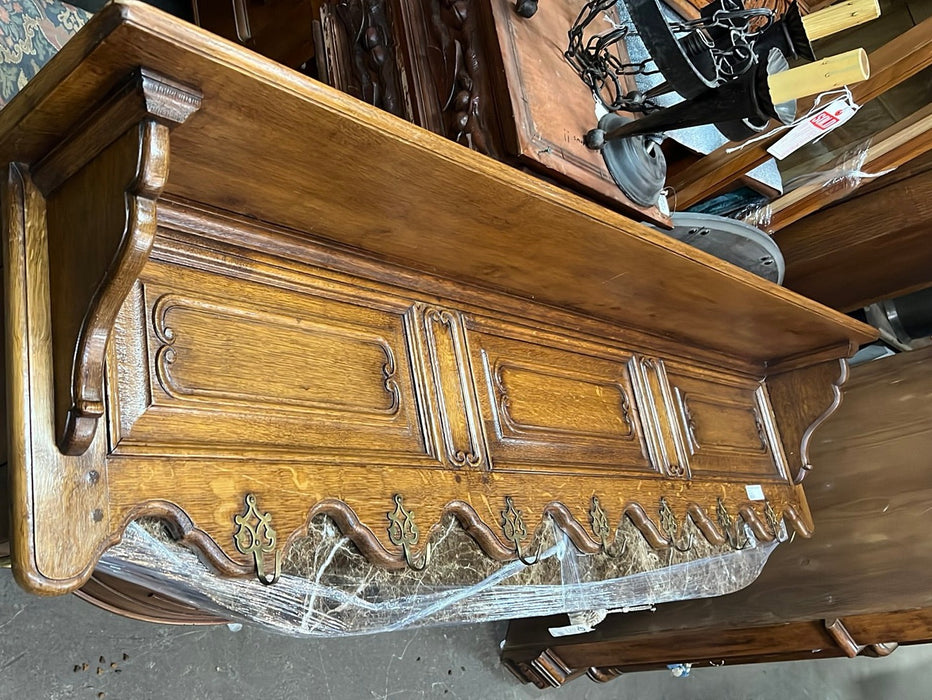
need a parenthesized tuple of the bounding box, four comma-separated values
(0, 3, 876, 595)
(468, 324, 651, 473)
(108, 264, 427, 462)
(319, 0, 411, 118)
(663, 366, 788, 482)
(84, 201, 810, 585)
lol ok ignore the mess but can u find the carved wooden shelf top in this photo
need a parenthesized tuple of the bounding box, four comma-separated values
(0, 1, 873, 365)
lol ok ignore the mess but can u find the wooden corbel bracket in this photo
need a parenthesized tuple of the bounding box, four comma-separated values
(30, 68, 201, 455)
(765, 357, 849, 484)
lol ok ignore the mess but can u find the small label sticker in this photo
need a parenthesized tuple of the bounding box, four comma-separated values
(767, 97, 859, 160)
(746, 484, 765, 501)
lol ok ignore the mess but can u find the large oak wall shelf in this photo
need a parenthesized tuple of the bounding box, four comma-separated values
(0, 2, 875, 596)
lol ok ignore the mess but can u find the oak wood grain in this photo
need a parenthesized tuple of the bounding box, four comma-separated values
(776, 162, 932, 310)
(45, 122, 167, 455)
(0, 1, 875, 366)
(0, 1, 872, 596)
(765, 359, 847, 484)
(2, 164, 113, 593)
(35, 67, 201, 455)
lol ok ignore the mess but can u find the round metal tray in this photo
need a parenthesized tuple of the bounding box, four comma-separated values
(653, 211, 785, 283)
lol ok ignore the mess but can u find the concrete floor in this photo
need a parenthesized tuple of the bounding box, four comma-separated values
(3, 571, 932, 699)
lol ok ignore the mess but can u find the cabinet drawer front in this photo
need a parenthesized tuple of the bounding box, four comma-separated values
(108, 263, 428, 463)
(468, 324, 652, 474)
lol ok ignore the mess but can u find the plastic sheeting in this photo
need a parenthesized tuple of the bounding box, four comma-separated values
(742, 139, 893, 232)
(96, 515, 782, 637)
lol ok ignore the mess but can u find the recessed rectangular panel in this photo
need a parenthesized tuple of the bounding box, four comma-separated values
(495, 361, 636, 440)
(666, 368, 787, 481)
(468, 323, 652, 474)
(152, 294, 400, 418)
(108, 260, 427, 461)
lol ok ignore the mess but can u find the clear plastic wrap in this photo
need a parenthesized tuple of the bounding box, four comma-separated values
(96, 515, 781, 637)
(739, 139, 895, 232)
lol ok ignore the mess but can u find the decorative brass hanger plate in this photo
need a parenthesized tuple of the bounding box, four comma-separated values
(233, 493, 282, 585)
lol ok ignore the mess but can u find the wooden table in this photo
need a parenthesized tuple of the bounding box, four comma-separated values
(0, 2, 874, 603)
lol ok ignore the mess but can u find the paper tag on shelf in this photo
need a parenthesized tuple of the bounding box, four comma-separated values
(746, 484, 766, 501)
(548, 609, 607, 637)
(548, 624, 594, 638)
(767, 97, 859, 160)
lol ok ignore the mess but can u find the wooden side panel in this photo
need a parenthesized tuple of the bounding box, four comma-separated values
(766, 359, 847, 484)
(3, 164, 112, 592)
(45, 123, 166, 455)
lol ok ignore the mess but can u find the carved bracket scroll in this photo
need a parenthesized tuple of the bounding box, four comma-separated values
(765, 359, 849, 483)
(32, 68, 202, 455)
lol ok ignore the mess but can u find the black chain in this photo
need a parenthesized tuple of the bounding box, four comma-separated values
(672, 1, 775, 79)
(564, 0, 778, 113)
(564, 0, 661, 114)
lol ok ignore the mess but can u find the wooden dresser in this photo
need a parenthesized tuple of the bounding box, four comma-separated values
(0, 2, 875, 603)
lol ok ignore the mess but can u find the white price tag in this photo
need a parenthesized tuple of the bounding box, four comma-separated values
(767, 97, 859, 160)
(548, 609, 608, 637)
(548, 624, 595, 638)
(746, 484, 765, 501)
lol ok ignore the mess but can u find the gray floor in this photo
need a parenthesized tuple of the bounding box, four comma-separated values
(3, 571, 932, 699)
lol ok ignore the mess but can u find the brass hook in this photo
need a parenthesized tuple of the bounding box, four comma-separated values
(515, 538, 543, 566)
(402, 540, 433, 571)
(589, 496, 627, 558)
(659, 497, 693, 553)
(764, 500, 784, 542)
(233, 493, 282, 585)
(387, 494, 432, 571)
(717, 497, 751, 550)
(501, 496, 542, 565)
(256, 550, 282, 586)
